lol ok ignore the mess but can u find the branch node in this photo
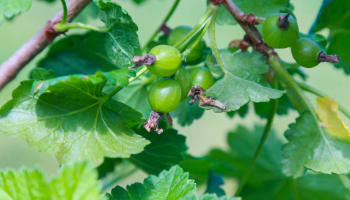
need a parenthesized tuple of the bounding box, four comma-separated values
(129, 54, 156, 69)
(277, 13, 290, 29)
(144, 111, 163, 134)
(317, 51, 339, 64)
(159, 23, 171, 35)
(240, 13, 265, 26)
(229, 35, 252, 52)
(210, 0, 224, 5)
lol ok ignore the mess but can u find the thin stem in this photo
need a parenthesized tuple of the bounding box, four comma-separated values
(129, 66, 148, 83)
(182, 17, 211, 60)
(55, 22, 110, 32)
(297, 81, 350, 119)
(60, 0, 68, 24)
(174, 6, 216, 51)
(208, 10, 226, 73)
(101, 167, 138, 193)
(268, 55, 310, 113)
(143, 0, 181, 50)
(105, 67, 149, 100)
(235, 80, 279, 196)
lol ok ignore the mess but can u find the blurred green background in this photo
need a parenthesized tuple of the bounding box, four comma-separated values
(0, 0, 349, 189)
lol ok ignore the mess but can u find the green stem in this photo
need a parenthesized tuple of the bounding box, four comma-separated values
(174, 5, 216, 51)
(182, 17, 211, 60)
(235, 80, 279, 196)
(60, 0, 68, 24)
(297, 81, 350, 119)
(208, 10, 226, 73)
(129, 66, 148, 83)
(55, 23, 110, 33)
(268, 55, 311, 113)
(101, 167, 138, 193)
(143, 0, 182, 50)
(106, 66, 149, 100)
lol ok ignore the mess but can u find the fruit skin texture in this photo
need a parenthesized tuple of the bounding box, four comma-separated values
(191, 68, 215, 90)
(167, 25, 205, 64)
(148, 79, 182, 113)
(175, 68, 192, 100)
(148, 45, 182, 77)
(291, 38, 321, 68)
(262, 14, 299, 48)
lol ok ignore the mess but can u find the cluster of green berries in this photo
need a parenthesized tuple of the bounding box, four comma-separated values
(146, 26, 214, 114)
(262, 13, 332, 68)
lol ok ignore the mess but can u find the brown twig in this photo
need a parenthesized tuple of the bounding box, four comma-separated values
(0, 0, 92, 91)
(222, 0, 272, 56)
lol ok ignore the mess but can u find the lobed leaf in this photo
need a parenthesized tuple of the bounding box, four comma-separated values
(282, 112, 350, 177)
(130, 127, 188, 174)
(0, 162, 103, 200)
(35, 0, 141, 77)
(171, 98, 205, 127)
(182, 125, 350, 200)
(206, 50, 284, 112)
(107, 165, 239, 200)
(317, 96, 350, 142)
(0, 75, 150, 166)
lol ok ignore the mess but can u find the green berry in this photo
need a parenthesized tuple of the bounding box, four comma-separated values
(262, 14, 299, 48)
(148, 79, 182, 113)
(291, 38, 321, 68)
(175, 68, 192, 100)
(167, 25, 205, 64)
(191, 67, 215, 90)
(148, 45, 182, 77)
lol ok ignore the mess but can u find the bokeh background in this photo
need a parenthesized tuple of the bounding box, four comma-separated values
(1, 0, 349, 192)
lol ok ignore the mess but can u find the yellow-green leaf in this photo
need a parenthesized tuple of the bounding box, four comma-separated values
(317, 96, 350, 142)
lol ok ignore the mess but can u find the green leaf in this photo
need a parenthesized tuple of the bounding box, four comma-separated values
(96, 0, 142, 67)
(35, 0, 141, 77)
(50, 162, 102, 199)
(182, 125, 350, 200)
(184, 193, 241, 200)
(216, 0, 290, 25)
(0, 162, 103, 200)
(327, 31, 350, 74)
(282, 112, 350, 177)
(311, 0, 350, 32)
(182, 125, 284, 185)
(226, 104, 249, 118)
(130, 127, 188, 174)
(30, 68, 56, 81)
(107, 165, 239, 200)
(205, 172, 225, 197)
(254, 93, 292, 118)
(0, 75, 150, 166)
(107, 165, 196, 200)
(0, 169, 49, 200)
(0, 0, 31, 23)
(74, 3, 99, 23)
(310, 0, 350, 74)
(171, 98, 205, 127)
(206, 50, 284, 112)
(241, 174, 350, 200)
(36, 32, 118, 77)
(113, 74, 153, 119)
